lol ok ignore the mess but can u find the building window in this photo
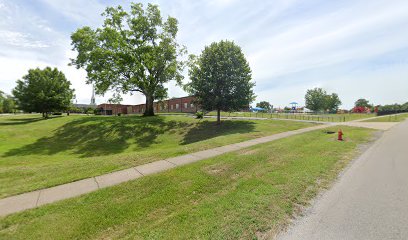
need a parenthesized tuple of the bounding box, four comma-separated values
(184, 103, 188, 108)
(171, 105, 173, 110)
(176, 104, 179, 109)
(191, 103, 194, 108)
(160, 105, 163, 111)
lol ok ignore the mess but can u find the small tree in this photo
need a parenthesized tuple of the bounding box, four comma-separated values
(70, 3, 186, 116)
(0, 91, 4, 113)
(0, 91, 17, 113)
(12, 67, 74, 118)
(3, 95, 16, 113)
(187, 40, 255, 124)
(256, 101, 272, 113)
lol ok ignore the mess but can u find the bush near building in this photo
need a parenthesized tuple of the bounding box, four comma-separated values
(352, 106, 371, 113)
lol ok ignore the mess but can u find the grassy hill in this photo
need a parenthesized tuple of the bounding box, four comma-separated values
(0, 114, 314, 198)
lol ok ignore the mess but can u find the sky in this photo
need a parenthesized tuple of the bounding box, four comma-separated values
(0, 0, 407, 109)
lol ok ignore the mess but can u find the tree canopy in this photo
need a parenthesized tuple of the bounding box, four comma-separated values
(70, 3, 186, 116)
(305, 88, 326, 111)
(12, 67, 74, 118)
(305, 88, 341, 112)
(187, 40, 255, 124)
(354, 98, 372, 108)
(256, 101, 272, 112)
(325, 93, 342, 113)
(377, 102, 408, 115)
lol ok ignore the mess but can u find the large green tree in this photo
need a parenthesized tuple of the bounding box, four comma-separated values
(325, 93, 342, 113)
(305, 88, 341, 112)
(12, 67, 74, 118)
(305, 88, 327, 112)
(70, 3, 186, 116)
(187, 40, 255, 124)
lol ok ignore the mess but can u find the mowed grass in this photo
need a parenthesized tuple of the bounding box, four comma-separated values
(363, 113, 408, 122)
(205, 111, 375, 122)
(0, 114, 314, 198)
(0, 126, 375, 239)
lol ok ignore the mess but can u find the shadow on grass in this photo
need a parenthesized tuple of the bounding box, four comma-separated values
(0, 116, 61, 126)
(3, 116, 191, 158)
(181, 120, 256, 145)
(3, 116, 256, 158)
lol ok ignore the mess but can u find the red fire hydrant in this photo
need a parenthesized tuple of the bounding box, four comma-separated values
(338, 129, 343, 141)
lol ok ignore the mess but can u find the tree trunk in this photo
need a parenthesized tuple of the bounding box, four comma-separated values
(144, 95, 155, 116)
(217, 108, 221, 125)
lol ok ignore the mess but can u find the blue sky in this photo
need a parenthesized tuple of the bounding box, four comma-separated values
(0, 0, 407, 108)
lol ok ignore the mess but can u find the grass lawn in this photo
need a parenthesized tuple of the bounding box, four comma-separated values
(0, 126, 375, 239)
(0, 114, 314, 198)
(363, 113, 408, 122)
(205, 111, 375, 122)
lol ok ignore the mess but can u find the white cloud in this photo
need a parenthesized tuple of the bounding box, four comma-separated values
(248, 0, 408, 80)
(38, 0, 105, 26)
(0, 30, 50, 48)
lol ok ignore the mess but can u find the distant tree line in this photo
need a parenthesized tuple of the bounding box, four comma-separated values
(376, 102, 408, 116)
(352, 98, 408, 115)
(69, 106, 97, 115)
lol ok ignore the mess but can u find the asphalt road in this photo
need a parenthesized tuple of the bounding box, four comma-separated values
(278, 119, 408, 240)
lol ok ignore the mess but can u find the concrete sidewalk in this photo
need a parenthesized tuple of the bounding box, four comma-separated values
(340, 121, 398, 130)
(0, 124, 328, 217)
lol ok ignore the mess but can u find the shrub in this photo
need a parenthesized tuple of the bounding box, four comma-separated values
(195, 111, 204, 119)
(352, 106, 370, 113)
(377, 103, 408, 116)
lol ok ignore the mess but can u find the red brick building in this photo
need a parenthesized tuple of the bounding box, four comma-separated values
(98, 103, 133, 115)
(98, 96, 198, 115)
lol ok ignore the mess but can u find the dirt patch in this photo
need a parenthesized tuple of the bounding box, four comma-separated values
(240, 149, 259, 155)
(204, 163, 231, 175)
